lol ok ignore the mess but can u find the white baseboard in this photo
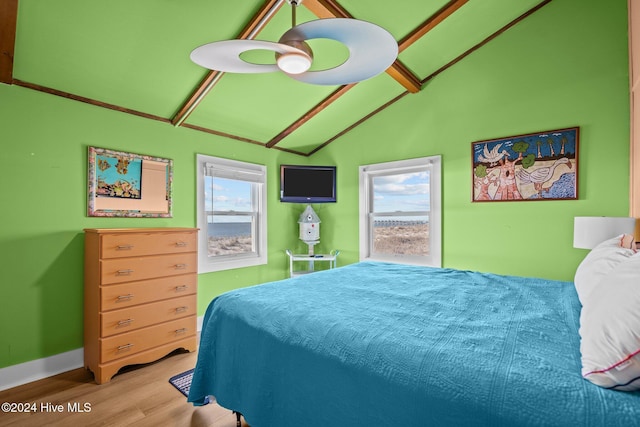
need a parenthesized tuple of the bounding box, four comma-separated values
(0, 348, 84, 392)
(0, 316, 205, 392)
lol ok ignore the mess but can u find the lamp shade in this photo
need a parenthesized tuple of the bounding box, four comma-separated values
(573, 216, 637, 249)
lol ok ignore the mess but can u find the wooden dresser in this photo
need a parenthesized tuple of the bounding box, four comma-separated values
(84, 228, 198, 384)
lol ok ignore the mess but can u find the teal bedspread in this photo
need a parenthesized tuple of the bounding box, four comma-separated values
(188, 261, 640, 426)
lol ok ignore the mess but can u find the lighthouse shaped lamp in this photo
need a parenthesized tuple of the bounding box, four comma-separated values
(298, 205, 321, 255)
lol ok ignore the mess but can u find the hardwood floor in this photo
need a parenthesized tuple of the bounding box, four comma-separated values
(0, 350, 249, 427)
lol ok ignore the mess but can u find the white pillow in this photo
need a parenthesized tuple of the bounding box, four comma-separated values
(573, 235, 635, 305)
(579, 252, 640, 391)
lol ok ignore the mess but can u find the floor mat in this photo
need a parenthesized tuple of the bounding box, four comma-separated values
(169, 369, 212, 404)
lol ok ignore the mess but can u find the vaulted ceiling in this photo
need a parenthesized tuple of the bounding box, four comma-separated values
(2, 0, 550, 156)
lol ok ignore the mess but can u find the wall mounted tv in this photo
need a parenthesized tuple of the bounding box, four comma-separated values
(280, 165, 337, 203)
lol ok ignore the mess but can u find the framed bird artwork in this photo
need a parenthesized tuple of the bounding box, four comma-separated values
(471, 127, 579, 202)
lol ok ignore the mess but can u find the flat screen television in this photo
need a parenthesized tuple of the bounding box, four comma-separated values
(280, 165, 337, 203)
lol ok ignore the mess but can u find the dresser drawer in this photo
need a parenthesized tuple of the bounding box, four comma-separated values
(100, 253, 196, 285)
(101, 294, 196, 337)
(100, 231, 197, 259)
(101, 274, 196, 310)
(100, 316, 196, 363)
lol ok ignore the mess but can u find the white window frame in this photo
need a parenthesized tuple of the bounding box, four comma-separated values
(196, 154, 267, 273)
(359, 155, 441, 267)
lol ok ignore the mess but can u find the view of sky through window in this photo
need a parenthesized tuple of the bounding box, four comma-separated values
(373, 171, 430, 214)
(205, 176, 252, 221)
(206, 171, 429, 222)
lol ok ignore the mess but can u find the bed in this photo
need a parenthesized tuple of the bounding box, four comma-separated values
(188, 260, 640, 426)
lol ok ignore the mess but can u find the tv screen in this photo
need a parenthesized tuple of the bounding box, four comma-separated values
(280, 165, 337, 203)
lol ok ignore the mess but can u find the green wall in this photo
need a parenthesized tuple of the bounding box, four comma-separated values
(313, 0, 631, 279)
(0, 85, 306, 369)
(0, 0, 631, 370)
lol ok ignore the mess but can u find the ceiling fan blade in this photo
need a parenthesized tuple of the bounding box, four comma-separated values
(190, 39, 307, 73)
(279, 18, 398, 85)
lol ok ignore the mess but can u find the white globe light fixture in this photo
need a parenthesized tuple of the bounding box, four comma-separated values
(276, 40, 313, 74)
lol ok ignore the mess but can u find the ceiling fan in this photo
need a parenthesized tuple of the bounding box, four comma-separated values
(190, 0, 398, 86)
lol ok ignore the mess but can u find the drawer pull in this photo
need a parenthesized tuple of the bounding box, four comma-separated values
(116, 294, 134, 301)
(116, 269, 134, 276)
(117, 318, 134, 326)
(175, 241, 188, 247)
(117, 343, 134, 352)
(175, 285, 188, 292)
(174, 263, 187, 270)
(116, 244, 134, 250)
(175, 306, 188, 313)
(175, 328, 187, 335)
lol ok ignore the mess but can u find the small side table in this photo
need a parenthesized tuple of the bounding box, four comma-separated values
(286, 249, 339, 278)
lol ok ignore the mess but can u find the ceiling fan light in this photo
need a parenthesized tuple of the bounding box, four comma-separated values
(276, 39, 313, 75)
(276, 52, 312, 74)
(279, 19, 398, 85)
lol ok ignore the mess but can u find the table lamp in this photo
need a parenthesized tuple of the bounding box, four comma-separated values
(573, 216, 637, 249)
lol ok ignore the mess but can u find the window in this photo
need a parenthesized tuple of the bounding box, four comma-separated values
(359, 156, 441, 267)
(196, 154, 267, 273)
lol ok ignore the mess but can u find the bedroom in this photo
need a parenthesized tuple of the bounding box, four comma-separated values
(1, 0, 639, 425)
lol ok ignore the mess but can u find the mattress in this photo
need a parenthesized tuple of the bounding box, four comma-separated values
(189, 261, 640, 426)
